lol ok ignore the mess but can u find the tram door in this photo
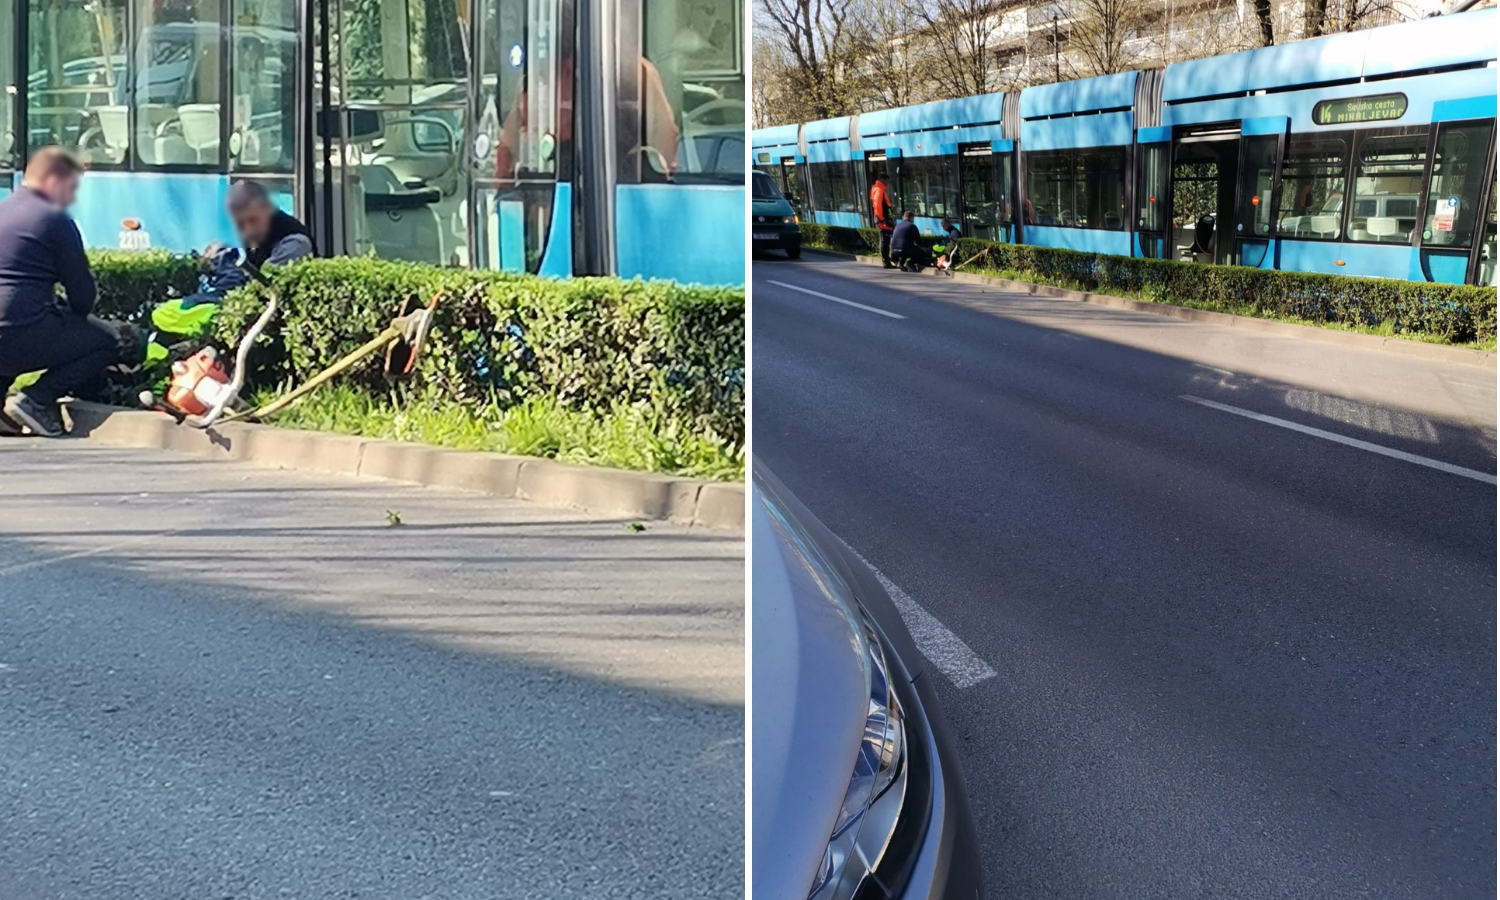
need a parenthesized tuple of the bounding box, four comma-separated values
(468, 0, 571, 273)
(780, 157, 811, 221)
(1170, 125, 1240, 266)
(864, 153, 889, 224)
(850, 156, 870, 227)
(957, 144, 998, 240)
(318, 0, 472, 266)
(1232, 131, 1283, 268)
(1135, 141, 1168, 258)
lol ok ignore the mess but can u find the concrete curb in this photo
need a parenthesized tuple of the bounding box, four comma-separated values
(805, 248, 1497, 370)
(63, 402, 745, 530)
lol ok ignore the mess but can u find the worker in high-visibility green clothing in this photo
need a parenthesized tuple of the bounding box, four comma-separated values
(145, 181, 313, 366)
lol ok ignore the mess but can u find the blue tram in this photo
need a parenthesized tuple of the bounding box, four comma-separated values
(752, 9, 1497, 286)
(1, 0, 746, 287)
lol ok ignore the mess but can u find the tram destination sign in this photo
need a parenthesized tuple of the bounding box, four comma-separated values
(1312, 93, 1407, 126)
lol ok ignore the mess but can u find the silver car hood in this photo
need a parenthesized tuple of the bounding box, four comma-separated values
(751, 483, 871, 900)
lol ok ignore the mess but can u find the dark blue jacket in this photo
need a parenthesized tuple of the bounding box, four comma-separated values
(0, 188, 97, 329)
(890, 219, 919, 254)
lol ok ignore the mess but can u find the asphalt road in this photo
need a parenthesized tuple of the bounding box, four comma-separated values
(752, 255, 1496, 899)
(0, 442, 743, 899)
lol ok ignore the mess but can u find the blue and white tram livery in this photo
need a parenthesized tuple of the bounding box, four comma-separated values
(0, 0, 747, 287)
(752, 7, 1497, 286)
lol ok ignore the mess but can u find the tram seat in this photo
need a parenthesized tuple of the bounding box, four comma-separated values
(1353, 216, 1403, 243)
(81, 105, 130, 164)
(1307, 215, 1340, 239)
(351, 163, 444, 265)
(179, 104, 221, 164)
(678, 132, 745, 179)
(133, 103, 193, 165)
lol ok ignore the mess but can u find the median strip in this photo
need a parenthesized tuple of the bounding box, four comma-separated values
(62, 403, 747, 528)
(766, 280, 907, 319)
(1181, 394, 1497, 485)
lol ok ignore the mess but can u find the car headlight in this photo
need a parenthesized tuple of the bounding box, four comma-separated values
(784, 215, 797, 224)
(808, 614, 908, 900)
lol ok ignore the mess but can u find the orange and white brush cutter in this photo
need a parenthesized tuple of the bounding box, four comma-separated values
(140, 259, 437, 429)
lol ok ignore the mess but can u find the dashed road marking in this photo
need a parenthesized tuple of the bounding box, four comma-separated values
(841, 543, 998, 689)
(1181, 394, 1497, 485)
(766, 280, 907, 319)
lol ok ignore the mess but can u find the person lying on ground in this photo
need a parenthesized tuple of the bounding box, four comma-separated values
(146, 180, 314, 366)
(0, 147, 119, 438)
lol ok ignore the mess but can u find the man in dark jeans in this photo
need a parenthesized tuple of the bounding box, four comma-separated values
(0, 147, 114, 437)
(889, 210, 930, 271)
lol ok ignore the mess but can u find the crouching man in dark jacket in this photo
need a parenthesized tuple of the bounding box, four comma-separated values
(889, 210, 932, 272)
(0, 147, 116, 437)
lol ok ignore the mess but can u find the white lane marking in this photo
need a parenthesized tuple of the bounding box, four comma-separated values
(766, 280, 907, 319)
(841, 543, 998, 689)
(1181, 394, 1497, 486)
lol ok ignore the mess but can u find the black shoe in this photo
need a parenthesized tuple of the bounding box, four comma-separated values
(0, 406, 19, 437)
(5, 392, 65, 437)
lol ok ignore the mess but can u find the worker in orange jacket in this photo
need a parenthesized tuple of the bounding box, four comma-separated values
(870, 176, 896, 269)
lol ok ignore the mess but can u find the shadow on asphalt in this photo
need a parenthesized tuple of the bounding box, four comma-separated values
(0, 541, 743, 899)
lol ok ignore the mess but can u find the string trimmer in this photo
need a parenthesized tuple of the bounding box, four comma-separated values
(139, 260, 438, 429)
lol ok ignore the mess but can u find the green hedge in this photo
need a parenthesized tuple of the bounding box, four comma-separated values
(84, 252, 745, 458)
(798, 224, 1497, 345)
(89, 250, 202, 323)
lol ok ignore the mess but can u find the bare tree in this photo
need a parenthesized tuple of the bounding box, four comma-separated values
(757, 0, 865, 119)
(1311, 0, 1411, 33)
(1065, 0, 1152, 76)
(849, 0, 940, 110)
(908, 0, 1007, 98)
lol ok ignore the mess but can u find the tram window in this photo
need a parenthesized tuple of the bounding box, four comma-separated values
(1073, 147, 1125, 230)
(1138, 144, 1166, 232)
(1422, 122, 1490, 249)
(839, 161, 862, 212)
(959, 149, 997, 238)
(1235, 136, 1278, 238)
(806, 162, 831, 211)
(1, 0, 13, 167)
(1026, 151, 1074, 226)
(1023, 148, 1123, 230)
(1277, 135, 1348, 241)
(897, 155, 952, 220)
(1481, 179, 1496, 287)
(26, 0, 129, 164)
(478, 0, 564, 182)
(941, 154, 960, 223)
(230, 0, 297, 174)
(807, 161, 856, 212)
(1348, 130, 1425, 245)
(343, 0, 466, 101)
(132, 0, 222, 167)
(997, 151, 1015, 228)
(780, 161, 810, 219)
(643, 0, 745, 183)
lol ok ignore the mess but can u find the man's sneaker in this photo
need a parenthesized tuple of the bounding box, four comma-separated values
(4, 393, 65, 437)
(0, 406, 20, 437)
